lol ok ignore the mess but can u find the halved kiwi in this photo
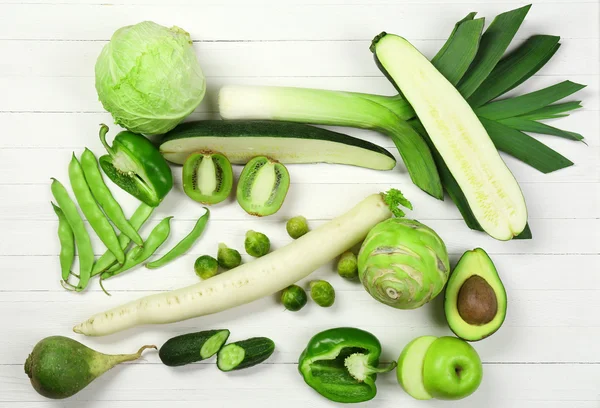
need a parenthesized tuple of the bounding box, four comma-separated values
(236, 156, 290, 216)
(183, 152, 233, 205)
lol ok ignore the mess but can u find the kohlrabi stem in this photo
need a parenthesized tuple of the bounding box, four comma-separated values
(99, 124, 115, 157)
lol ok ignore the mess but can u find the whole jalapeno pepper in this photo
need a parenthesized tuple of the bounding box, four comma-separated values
(298, 327, 396, 403)
(98, 124, 173, 207)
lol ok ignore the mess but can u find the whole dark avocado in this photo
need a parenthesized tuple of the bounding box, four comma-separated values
(444, 248, 507, 341)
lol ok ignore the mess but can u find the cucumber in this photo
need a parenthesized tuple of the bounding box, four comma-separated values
(217, 337, 275, 371)
(159, 120, 396, 171)
(372, 34, 528, 241)
(159, 329, 230, 367)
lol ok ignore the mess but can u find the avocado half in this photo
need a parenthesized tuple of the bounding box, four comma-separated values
(444, 248, 507, 341)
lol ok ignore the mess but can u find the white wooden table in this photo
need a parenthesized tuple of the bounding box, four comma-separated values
(1, 0, 599, 407)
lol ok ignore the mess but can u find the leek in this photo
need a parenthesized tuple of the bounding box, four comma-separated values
(218, 5, 586, 238)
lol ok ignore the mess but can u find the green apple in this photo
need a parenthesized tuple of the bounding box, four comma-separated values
(422, 336, 483, 400)
(396, 336, 437, 400)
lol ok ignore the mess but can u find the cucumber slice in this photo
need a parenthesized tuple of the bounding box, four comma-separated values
(217, 337, 275, 372)
(159, 329, 230, 367)
(372, 34, 527, 241)
(159, 120, 396, 171)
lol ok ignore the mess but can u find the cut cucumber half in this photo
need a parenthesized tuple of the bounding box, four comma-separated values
(372, 34, 527, 240)
(237, 156, 290, 217)
(159, 329, 230, 367)
(182, 152, 233, 205)
(217, 337, 275, 371)
(159, 120, 396, 171)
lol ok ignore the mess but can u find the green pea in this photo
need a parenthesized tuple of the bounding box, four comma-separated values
(146, 209, 210, 269)
(310, 280, 335, 307)
(91, 203, 154, 277)
(80, 147, 144, 247)
(50, 178, 94, 291)
(51, 203, 75, 282)
(69, 154, 124, 265)
(101, 216, 173, 280)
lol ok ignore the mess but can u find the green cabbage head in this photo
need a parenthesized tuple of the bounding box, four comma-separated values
(358, 218, 449, 309)
(95, 21, 206, 135)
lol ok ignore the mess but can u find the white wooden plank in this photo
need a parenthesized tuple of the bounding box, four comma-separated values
(1, 363, 598, 405)
(0, 74, 596, 113)
(5, 0, 595, 5)
(1, 38, 597, 78)
(0, 145, 597, 188)
(0, 399, 597, 408)
(3, 254, 598, 292)
(0, 3, 598, 41)
(0, 288, 599, 363)
(0, 217, 598, 256)
(0, 181, 597, 224)
(0, 109, 597, 149)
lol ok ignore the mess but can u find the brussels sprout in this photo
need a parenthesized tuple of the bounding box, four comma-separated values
(244, 230, 270, 258)
(286, 216, 309, 239)
(358, 218, 450, 310)
(310, 280, 335, 307)
(337, 251, 358, 280)
(217, 243, 242, 269)
(194, 255, 219, 280)
(281, 285, 308, 312)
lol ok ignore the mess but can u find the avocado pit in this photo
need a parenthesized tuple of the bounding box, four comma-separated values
(457, 275, 497, 325)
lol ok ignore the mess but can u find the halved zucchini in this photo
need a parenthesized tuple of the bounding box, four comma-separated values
(159, 120, 396, 171)
(372, 33, 527, 240)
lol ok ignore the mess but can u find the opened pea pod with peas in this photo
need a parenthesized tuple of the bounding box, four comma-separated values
(31, 4, 584, 404)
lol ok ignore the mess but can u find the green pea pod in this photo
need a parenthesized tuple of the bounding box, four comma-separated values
(80, 148, 144, 247)
(50, 179, 94, 291)
(91, 203, 155, 277)
(98, 124, 173, 207)
(69, 154, 124, 265)
(146, 208, 210, 269)
(101, 216, 173, 280)
(51, 203, 75, 282)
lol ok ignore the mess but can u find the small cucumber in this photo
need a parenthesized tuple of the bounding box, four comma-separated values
(217, 337, 275, 371)
(159, 329, 230, 367)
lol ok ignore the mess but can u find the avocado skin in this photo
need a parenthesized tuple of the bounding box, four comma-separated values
(24, 336, 96, 399)
(444, 248, 507, 341)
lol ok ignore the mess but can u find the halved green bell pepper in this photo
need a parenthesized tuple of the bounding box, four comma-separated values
(298, 327, 396, 403)
(98, 125, 173, 207)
